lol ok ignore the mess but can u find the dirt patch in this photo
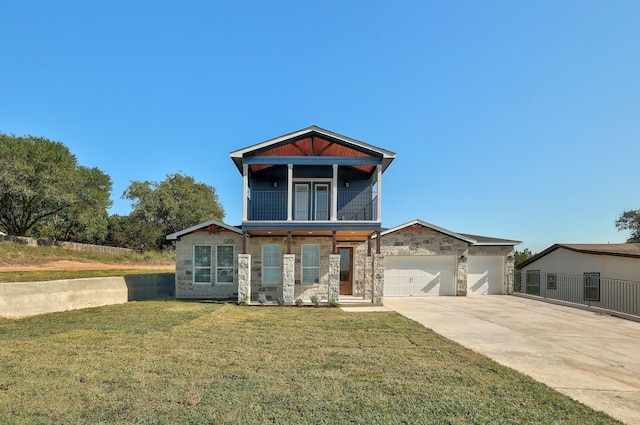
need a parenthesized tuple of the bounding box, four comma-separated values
(0, 260, 175, 272)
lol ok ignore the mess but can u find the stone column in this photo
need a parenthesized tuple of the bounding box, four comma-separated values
(282, 254, 295, 305)
(456, 251, 468, 296)
(237, 254, 251, 304)
(328, 254, 340, 303)
(372, 253, 384, 304)
(505, 251, 515, 294)
(364, 255, 373, 301)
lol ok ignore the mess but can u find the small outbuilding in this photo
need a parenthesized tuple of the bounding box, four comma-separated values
(517, 243, 640, 316)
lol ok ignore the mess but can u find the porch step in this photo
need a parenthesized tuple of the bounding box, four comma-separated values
(338, 296, 383, 307)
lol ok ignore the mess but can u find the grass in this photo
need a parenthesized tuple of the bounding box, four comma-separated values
(0, 241, 174, 282)
(0, 241, 175, 266)
(0, 302, 621, 424)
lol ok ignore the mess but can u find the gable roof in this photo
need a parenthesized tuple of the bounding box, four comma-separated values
(517, 243, 640, 268)
(166, 219, 242, 241)
(379, 219, 477, 243)
(230, 125, 396, 175)
(377, 219, 521, 246)
(458, 233, 523, 246)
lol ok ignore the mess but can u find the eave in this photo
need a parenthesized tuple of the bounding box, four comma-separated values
(230, 125, 396, 175)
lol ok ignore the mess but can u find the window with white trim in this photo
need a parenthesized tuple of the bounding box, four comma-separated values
(301, 244, 320, 284)
(546, 273, 557, 290)
(262, 244, 281, 284)
(216, 245, 234, 284)
(194, 245, 212, 284)
(584, 272, 600, 301)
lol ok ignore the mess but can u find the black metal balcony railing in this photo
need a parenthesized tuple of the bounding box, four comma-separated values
(247, 190, 378, 221)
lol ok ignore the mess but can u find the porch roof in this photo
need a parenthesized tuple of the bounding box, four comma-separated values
(230, 126, 396, 176)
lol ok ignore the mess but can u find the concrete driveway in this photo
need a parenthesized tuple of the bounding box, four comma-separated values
(383, 295, 640, 425)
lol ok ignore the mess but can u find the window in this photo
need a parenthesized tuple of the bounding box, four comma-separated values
(301, 244, 320, 284)
(194, 245, 212, 284)
(584, 272, 600, 301)
(262, 244, 281, 284)
(294, 184, 309, 220)
(525, 270, 540, 295)
(294, 182, 331, 220)
(546, 273, 557, 290)
(216, 245, 234, 284)
(314, 184, 329, 220)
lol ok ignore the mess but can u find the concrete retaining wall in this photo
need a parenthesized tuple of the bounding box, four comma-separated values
(0, 273, 174, 319)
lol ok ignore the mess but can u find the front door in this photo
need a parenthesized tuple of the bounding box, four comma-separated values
(339, 247, 353, 295)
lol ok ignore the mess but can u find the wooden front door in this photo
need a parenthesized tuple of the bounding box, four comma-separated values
(339, 247, 353, 295)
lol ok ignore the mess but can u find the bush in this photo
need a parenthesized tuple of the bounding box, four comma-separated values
(310, 295, 320, 307)
(295, 298, 303, 307)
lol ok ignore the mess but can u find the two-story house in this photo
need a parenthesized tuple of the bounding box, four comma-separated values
(167, 126, 520, 303)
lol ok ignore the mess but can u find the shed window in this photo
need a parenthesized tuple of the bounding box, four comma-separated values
(194, 245, 212, 284)
(262, 244, 281, 285)
(583, 272, 600, 301)
(301, 244, 320, 284)
(546, 273, 557, 290)
(525, 270, 540, 295)
(216, 245, 234, 284)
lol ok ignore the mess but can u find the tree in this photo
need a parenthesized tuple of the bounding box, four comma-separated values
(0, 133, 112, 237)
(123, 173, 225, 249)
(615, 209, 640, 243)
(514, 248, 535, 266)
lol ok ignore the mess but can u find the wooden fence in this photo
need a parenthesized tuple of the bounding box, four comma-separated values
(0, 235, 135, 254)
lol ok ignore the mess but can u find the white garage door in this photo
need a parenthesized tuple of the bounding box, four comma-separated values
(467, 256, 504, 295)
(384, 256, 456, 297)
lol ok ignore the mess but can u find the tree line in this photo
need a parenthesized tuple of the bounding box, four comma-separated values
(2, 132, 639, 252)
(0, 133, 224, 251)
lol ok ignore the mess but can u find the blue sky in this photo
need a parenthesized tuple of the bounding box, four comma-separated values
(1, 1, 638, 252)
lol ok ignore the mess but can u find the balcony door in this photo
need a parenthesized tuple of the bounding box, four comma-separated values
(294, 182, 330, 221)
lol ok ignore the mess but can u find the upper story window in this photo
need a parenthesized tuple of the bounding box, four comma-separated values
(294, 182, 330, 221)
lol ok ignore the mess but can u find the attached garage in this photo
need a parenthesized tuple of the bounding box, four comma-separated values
(467, 256, 504, 295)
(384, 255, 456, 297)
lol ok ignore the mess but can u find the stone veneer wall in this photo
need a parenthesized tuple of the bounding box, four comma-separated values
(174, 231, 244, 299)
(246, 236, 334, 301)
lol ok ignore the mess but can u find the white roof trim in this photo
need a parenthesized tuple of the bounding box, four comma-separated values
(166, 219, 242, 240)
(229, 125, 396, 160)
(378, 219, 477, 244)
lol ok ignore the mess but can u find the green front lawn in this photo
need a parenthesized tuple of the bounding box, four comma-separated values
(0, 302, 620, 424)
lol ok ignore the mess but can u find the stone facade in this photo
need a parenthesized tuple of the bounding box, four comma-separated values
(328, 254, 340, 302)
(174, 223, 517, 301)
(245, 235, 334, 302)
(372, 254, 384, 303)
(282, 254, 295, 305)
(174, 230, 244, 299)
(237, 254, 251, 303)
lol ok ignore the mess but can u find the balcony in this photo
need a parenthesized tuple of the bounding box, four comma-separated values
(247, 190, 379, 222)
